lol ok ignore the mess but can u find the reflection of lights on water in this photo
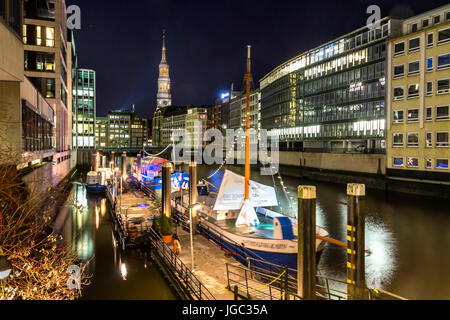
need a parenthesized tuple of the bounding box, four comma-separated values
(101, 200, 106, 217)
(95, 207, 100, 230)
(365, 217, 397, 290)
(121, 263, 128, 280)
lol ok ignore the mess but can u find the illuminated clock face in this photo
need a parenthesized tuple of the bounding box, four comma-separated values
(163, 100, 168, 106)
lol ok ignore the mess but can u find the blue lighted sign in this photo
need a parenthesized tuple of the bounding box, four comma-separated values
(221, 92, 230, 100)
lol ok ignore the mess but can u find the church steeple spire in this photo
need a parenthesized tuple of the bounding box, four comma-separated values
(157, 29, 172, 109)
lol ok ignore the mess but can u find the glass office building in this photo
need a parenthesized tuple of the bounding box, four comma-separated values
(260, 17, 402, 153)
(73, 68, 96, 148)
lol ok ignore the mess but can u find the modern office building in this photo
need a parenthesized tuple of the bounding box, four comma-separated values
(156, 30, 172, 109)
(260, 17, 404, 156)
(387, 5, 450, 182)
(23, 0, 72, 158)
(107, 109, 148, 149)
(73, 68, 96, 149)
(186, 107, 208, 149)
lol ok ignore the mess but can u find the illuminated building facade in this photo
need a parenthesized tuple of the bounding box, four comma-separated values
(387, 5, 450, 181)
(73, 68, 96, 149)
(107, 109, 148, 149)
(260, 17, 402, 153)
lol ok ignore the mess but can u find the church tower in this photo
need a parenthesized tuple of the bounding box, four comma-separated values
(156, 30, 172, 108)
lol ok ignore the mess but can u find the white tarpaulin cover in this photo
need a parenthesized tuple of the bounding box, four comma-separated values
(213, 170, 278, 211)
(236, 200, 260, 227)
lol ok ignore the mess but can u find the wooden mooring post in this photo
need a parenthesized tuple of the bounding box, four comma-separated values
(346, 183, 368, 300)
(137, 153, 142, 182)
(121, 152, 127, 177)
(162, 162, 172, 219)
(189, 162, 198, 233)
(297, 186, 317, 300)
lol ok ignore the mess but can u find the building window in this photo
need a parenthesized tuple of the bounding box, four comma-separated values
(437, 53, 450, 70)
(46, 27, 55, 47)
(436, 106, 450, 120)
(393, 157, 404, 167)
(426, 82, 433, 96)
(407, 157, 419, 168)
(436, 159, 449, 169)
(407, 109, 419, 122)
(0, 0, 4, 20)
(426, 158, 433, 169)
(427, 57, 433, 71)
(427, 33, 434, 47)
(436, 132, 449, 147)
(426, 106, 433, 121)
(393, 65, 404, 78)
(408, 61, 420, 75)
(407, 133, 419, 147)
(408, 84, 419, 98)
(393, 110, 404, 124)
(393, 87, 404, 100)
(394, 42, 405, 56)
(393, 133, 404, 147)
(426, 132, 433, 148)
(408, 37, 420, 52)
(422, 19, 429, 28)
(411, 23, 418, 33)
(45, 78, 55, 98)
(36, 26, 42, 45)
(437, 27, 450, 45)
(447, 12, 450, 21)
(437, 79, 450, 94)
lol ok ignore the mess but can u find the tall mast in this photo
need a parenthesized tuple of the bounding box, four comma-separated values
(245, 45, 252, 201)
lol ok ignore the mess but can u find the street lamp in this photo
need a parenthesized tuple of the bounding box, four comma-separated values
(0, 256, 12, 280)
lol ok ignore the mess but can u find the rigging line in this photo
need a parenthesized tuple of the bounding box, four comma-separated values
(141, 143, 172, 159)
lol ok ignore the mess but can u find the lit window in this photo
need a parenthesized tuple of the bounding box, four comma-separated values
(23, 25, 27, 44)
(36, 26, 42, 45)
(46, 27, 54, 47)
(426, 132, 433, 148)
(436, 132, 449, 147)
(393, 133, 404, 147)
(425, 158, 433, 169)
(437, 27, 450, 45)
(427, 58, 433, 71)
(407, 158, 419, 168)
(436, 159, 449, 170)
(393, 157, 404, 167)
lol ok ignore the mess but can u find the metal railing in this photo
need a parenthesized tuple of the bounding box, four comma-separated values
(146, 228, 216, 301)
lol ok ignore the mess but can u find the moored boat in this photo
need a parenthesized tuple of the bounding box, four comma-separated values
(86, 171, 106, 194)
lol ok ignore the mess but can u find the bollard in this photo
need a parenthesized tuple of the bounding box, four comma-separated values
(346, 183, 367, 300)
(297, 186, 316, 300)
(122, 152, 127, 177)
(162, 162, 172, 219)
(189, 162, 198, 233)
(234, 285, 239, 300)
(137, 153, 142, 182)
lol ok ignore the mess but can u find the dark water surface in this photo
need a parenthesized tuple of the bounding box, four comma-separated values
(194, 164, 450, 300)
(53, 176, 177, 300)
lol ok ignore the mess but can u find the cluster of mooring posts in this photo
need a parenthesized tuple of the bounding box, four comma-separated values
(106, 153, 406, 301)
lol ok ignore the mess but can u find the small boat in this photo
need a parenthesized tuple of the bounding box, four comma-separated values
(86, 171, 106, 194)
(132, 157, 189, 197)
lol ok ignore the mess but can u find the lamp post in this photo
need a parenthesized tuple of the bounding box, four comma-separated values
(188, 203, 201, 272)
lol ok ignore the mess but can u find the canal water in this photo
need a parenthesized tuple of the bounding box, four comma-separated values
(194, 164, 450, 300)
(52, 173, 177, 300)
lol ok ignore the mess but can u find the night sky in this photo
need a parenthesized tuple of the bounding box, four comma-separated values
(69, 0, 450, 119)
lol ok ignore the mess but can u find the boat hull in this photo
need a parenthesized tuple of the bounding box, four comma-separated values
(86, 184, 106, 194)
